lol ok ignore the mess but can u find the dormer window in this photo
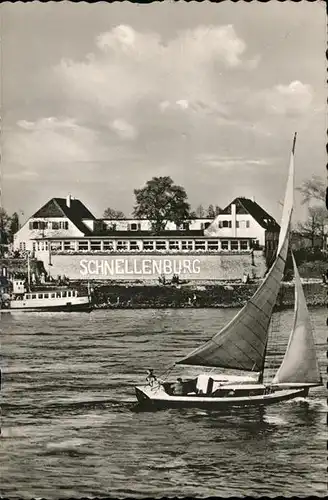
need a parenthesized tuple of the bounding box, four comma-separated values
(177, 222, 190, 231)
(29, 221, 47, 230)
(220, 220, 232, 228)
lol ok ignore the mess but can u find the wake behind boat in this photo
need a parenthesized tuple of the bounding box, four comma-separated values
(135, 134, 323, 410)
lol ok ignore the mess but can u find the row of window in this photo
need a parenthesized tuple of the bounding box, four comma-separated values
(122, 222, 210, 231)
(219, 220, 250, 229)
(33, 239, 253, 252)
(28, 220, 250, 232)
(29, 221, 69, 230)
(23, 290, 78, 300)
(33, 241, 49, 251)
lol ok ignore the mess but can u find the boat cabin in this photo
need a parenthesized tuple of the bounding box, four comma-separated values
(12, 289, 79, 301)
(163, 374, 266, 397)
(13, 279, 27, 295)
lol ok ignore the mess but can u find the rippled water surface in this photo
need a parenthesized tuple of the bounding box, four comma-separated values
(1, 308, 327, 498)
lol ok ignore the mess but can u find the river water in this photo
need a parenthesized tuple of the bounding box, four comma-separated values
(1, 308, 326, 498)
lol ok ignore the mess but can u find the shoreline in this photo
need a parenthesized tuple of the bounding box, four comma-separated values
(83, 281, 326, 310)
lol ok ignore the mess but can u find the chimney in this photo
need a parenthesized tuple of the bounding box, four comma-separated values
(231, 203, 237, 237)
(251, 196, 255, 202)
(66, 194, 71, 208)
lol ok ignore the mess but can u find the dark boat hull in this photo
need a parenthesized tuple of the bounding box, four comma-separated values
(2, 303, 93, 313)
(135, 386, 309, 410)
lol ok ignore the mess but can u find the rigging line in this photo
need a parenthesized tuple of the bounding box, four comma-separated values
(158, 364, 175, 380)
(264, 314, 281, 382)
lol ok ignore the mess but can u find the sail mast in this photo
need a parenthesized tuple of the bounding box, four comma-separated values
(176, 134, 296, 372)
(258, 132, 296, 383)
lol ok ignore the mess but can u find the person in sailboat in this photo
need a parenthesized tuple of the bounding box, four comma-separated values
(171, 378, 184, 395)
(146, 369, 157, 387)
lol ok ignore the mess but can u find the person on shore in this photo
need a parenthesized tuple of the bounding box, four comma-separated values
(146, 369, 157, 387)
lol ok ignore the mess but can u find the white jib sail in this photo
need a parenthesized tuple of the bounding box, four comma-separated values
(177, 136, 296, 372)
(272, 253, 322, 385)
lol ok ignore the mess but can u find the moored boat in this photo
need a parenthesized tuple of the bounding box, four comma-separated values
(1, 278, 93, 312)
(135, 134, 323, 409)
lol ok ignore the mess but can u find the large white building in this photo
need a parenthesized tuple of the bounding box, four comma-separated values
(13, 194, 280, 281)
(14, 195, 278, 250)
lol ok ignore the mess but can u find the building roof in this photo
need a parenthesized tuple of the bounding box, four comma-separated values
(221, 197, 280, 230)
(32, 198, 95, 235)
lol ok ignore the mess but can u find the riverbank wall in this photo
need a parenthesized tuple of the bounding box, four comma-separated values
(75, 280, 326, 309)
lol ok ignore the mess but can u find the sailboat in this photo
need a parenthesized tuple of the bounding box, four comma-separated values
(135, 134, 322, 409)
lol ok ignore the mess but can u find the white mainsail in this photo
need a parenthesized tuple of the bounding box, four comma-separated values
(272, 253, 322, 385)
(176, 134, 296, 372)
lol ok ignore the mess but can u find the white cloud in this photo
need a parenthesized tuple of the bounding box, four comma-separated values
(96, 25, 137, 52)
(197, 154, 273, 169)
(265, 80, 313, 115)
(159, 99, 190, 112)
(170, 24, 247, 68)
(176, 100, 189, 110)
(110, 119, 137, 140)
(4, 117, 100, 168)
(17, 117, 80, 131)
(54, 23, 252, 117)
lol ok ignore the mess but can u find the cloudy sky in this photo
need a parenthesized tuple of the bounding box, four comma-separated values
(1, 1, 326, 222)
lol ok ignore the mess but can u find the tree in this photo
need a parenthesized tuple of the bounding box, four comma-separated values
(297, 175, 325, 205)
(297, 205, 328, 249)
(7, 212, 19, 243)
(207, 204, 215, 218)
(205, 204, 221, 218)
(0, 208, 9, 255)
(133, 176, 191, 233)
(195, 204, 205, 218)
(297, 175, 327, 250)
(103, 207, 126, 219)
